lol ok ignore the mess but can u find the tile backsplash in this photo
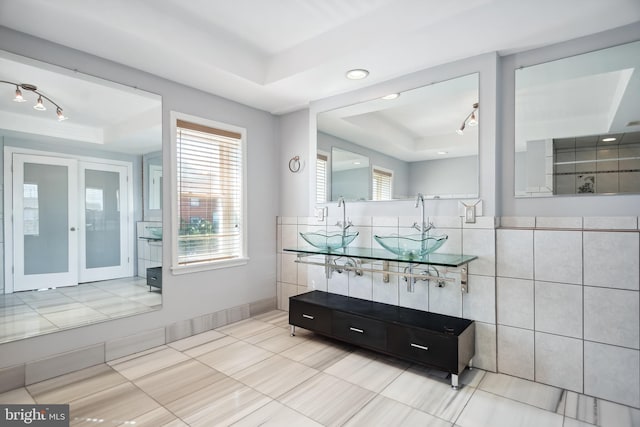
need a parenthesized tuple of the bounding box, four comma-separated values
(277, 215, 640, 409)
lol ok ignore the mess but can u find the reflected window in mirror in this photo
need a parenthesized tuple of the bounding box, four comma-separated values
(317, 73, 479, 202)
(316, 151, 328, 203)
(372, 166, 393, 200)
(514, 40, 640, 197)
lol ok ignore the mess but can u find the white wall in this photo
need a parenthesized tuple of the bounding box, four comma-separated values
(0, 26, 279, 368)
(279, 109, 309, 217)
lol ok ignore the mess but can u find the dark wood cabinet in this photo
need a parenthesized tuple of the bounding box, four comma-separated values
(289, 290, 475, 388)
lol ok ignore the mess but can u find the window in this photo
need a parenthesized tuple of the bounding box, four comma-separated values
(172, 113, 247, 271)
(316, 152, 328, 203)
(372, 167, 393, 201)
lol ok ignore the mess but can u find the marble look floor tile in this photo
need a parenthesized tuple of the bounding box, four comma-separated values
(250, 326, 311, 353)
(479, 372, 565, 412)
(324, 350, 409, 392)
(280, 372, 376, 427)
(183, 335, 239, 358)
(456, 390, 563, 427)
(231, 354, 319, 398)
(108, 346, 190, 380)
(195, 340, 274, 375)
(134, 359, 226, 406)
(90, 299, 152, 317)
(240, 325, 281, 344)
(0, 316, 58, 342)
(28, 364, 127, 404)
(563, 418, 596, 427)
(564, 391, 640, 427)
(343, 394, 452, 427)
(231, 400, 322, 426)
(0, 387, 35, 404)
(165, 376, 272, 427)
(0, 303, 35, 318)
(216, 318, 276, 339)
(0, 294, 28, 309)
(42, 306, 109, 328)
(380, 366, 474, 422)
(168, 330, 226, 352)
(280, 337, 353, 370)
(119, 406, 183, 427)
(69, 382, 163, 426)
(251, 309, 290, 327)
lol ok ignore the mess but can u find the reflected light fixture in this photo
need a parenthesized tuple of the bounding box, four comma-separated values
(346, 69, 369, 80)
(1, 80, 68, 120)
(602, 137, 616, 142)
(456, 102, 479, 135)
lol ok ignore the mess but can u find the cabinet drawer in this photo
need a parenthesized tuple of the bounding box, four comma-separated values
(332, 311, 386, 350)
(146, 267, 162, 289)
(387, 324, 457, 371)
(289, 301, 332, 334)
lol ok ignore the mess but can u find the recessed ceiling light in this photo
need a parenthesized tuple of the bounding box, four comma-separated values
(437, 151, 448, 155)
(346, 69, 369, 80)
(602, 137, 616, 142)
(381, 93, 400, 100)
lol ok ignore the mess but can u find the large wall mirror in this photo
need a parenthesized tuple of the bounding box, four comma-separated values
(515, 40, 640, 197)
(0, 51, 162, 344)
(317, 73, 479, 202)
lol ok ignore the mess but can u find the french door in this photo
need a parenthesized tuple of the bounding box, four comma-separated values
(9, 152, 132, 292)
(12, 154, 79, 291)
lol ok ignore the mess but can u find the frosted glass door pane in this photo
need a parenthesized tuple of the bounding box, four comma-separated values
(23, 163, 69, 275)
(85, 169, 120, 269)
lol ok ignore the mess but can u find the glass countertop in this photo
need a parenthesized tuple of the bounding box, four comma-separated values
(283, 246, 477, 267)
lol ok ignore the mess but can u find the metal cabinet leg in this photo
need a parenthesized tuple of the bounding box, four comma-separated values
(469, 358, 473, 370)
(290, 325, 296, 336)
(451, 373, 459, 390)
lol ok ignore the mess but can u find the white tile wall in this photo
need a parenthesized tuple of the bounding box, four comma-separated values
(474, 322, 497, 372)
(583, 232, 639, 290)
(584, 286, 639, 349)
(497, 325, 534, 380)
(463, 228, 496, 276)
(534, 230, 582, 284)
(535, 332, 583, 393)
(398, 279, 429, 311)
(584, 341, 640, 408)
(497, 277, 534, 329)
(534, 281, 582, 339)
(497, 229, 533, 279)
(462, 274, 496, 324)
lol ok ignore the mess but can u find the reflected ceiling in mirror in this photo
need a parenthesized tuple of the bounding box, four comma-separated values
(317, 73, 479, 202)
(515, 40, 640, 197)
(0, 50, 163, 344)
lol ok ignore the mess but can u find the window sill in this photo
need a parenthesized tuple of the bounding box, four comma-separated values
(170, 257, 250, 275)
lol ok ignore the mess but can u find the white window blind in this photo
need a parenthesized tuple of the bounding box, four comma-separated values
(316, 153, 328, 203)
(176, 119, 243, 265)
(372, 167, 393, 200)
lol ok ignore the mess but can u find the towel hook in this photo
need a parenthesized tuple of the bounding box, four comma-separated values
(289, 156, 301, 173)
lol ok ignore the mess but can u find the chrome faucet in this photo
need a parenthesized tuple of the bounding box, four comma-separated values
(336, 197, 352, 235)
(412, 193, 433, 236)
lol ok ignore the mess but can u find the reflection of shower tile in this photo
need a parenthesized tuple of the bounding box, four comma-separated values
(621, 172, 640, 193)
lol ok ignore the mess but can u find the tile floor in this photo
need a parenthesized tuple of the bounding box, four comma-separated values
(1, 310, 638, 426)
(0, 277, 162, 343)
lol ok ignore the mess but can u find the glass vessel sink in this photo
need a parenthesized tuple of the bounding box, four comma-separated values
(147, 226, 163, 239)
(374, 233, 448, 258)
(300, 231, 359, 251)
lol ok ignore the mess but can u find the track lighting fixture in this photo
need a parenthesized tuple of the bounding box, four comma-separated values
(456, 102, 478, 135)
(1, 80, 68, 121)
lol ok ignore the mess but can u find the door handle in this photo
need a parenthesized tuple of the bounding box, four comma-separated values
(70, 227, 76, 231)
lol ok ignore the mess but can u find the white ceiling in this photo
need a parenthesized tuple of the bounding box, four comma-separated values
(0, 52, 162, 154)
(1, 0, 639, 115)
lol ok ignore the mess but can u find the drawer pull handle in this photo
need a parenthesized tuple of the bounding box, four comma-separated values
(410, 343, 429, 351)
(350, 327, 364, 334)
(302, 314, 314, 320)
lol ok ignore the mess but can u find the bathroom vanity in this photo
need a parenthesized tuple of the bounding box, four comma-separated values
(289, 290, 475, 388)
